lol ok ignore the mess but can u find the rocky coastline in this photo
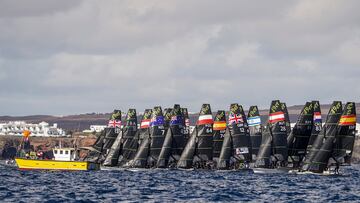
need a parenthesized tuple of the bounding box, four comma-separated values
(0, 133, 97, 159)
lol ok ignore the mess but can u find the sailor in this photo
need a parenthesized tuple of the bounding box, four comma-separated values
(37, 151, 44, 159)
(30, 151, 36, 159)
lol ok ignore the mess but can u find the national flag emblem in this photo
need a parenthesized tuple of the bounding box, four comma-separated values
(235, 147, 249, 155)
(170, 115, 182, 125)
(313, 112, 322, 122)
(185, 118, 190, 127)
(269, 111, 285, 123)
(229, 113, 243, 124)
(213, 121, 226, 130)
(151, 116, 165, 127)
(339, 115, 356, 126)
(108, 119, 122, 128)
(140, 119, 151, 129)
(247, 116, 261, 126)
(197, 114, 213, 125)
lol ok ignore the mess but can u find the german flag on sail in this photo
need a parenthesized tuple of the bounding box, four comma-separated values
(339, 114, 356, 126)
(213, 121, 226, 130)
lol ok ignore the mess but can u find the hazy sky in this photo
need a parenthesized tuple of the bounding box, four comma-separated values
(0, 0, 359, 116)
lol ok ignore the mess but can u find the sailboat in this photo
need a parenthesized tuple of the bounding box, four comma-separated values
(116, 109, 139, 166)
(102, 109, 138, 167)
(247, 106, 262, 160)
(147, 106, 168, 167)
(157, 104, 186, 168)
(305, 101, 323, 155)
(217, 103, 252, 170)
(287, 102, 314, 168)
(126, 109, 152, 168)
(137, 109, 153, 146)
(254, 100, 289, 173)
(84, 110, 122, 163)
(212, 110, 227, 166)
(299, 101, 343, 174)
(177, 104, 214, 169)
(332, 102, 357, 166)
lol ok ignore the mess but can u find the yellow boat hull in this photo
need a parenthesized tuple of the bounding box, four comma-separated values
(15, 158, 99, 171)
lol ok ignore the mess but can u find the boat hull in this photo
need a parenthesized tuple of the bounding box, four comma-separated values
(288, 170, 341, 176)
(253, 167, 290, 174)
(15, 158, 99, 171)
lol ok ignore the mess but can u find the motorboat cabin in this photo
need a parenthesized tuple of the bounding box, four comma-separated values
(53, 148, 79, 161)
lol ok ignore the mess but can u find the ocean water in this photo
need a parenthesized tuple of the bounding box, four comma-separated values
(1, 164, 360, 202)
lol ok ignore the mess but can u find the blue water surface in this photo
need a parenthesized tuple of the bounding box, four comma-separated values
(1, 164, 360, 202)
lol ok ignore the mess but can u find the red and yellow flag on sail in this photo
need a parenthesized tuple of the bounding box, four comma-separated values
(339, 114, 356, 126)
(213, 121, 226, 130)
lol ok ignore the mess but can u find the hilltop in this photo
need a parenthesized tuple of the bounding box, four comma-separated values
(0, 103, 359, 132)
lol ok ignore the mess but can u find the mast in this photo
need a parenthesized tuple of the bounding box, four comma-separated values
(212, 110, 227, 160)
(177, 104, 214, 169)
(332, 102, 356, 166)
(129, 109, 152, 168)
(117, 109, 138, 166)
(287, 102, 314, 168)
(281, 102, 292, 137)
(247, 106, 262, 160)
(302, 101, 342, 173)
(305, 101, 322, 153)
(157, 104, 186, 168)
(148, 106, 167, 167)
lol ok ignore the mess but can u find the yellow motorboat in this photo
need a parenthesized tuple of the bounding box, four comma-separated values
(15, 147, 100, 171)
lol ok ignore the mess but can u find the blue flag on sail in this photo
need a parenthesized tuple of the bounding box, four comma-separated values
(247, 116, 261, 126)
(151, 116, 165, 126)
(170, 115, 182, 125)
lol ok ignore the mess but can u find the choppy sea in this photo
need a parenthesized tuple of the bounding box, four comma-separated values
(1, 164, 360, 202)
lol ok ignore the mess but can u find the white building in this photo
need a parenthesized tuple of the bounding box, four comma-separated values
(0, 121, 68, 137)
(83, 125, 107, 133)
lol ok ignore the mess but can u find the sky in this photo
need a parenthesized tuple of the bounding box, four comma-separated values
(0, 0, 359, 116)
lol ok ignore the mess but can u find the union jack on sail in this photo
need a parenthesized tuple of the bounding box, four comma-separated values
(229, 113, 243, 124)
(108, 119, 122, 128)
